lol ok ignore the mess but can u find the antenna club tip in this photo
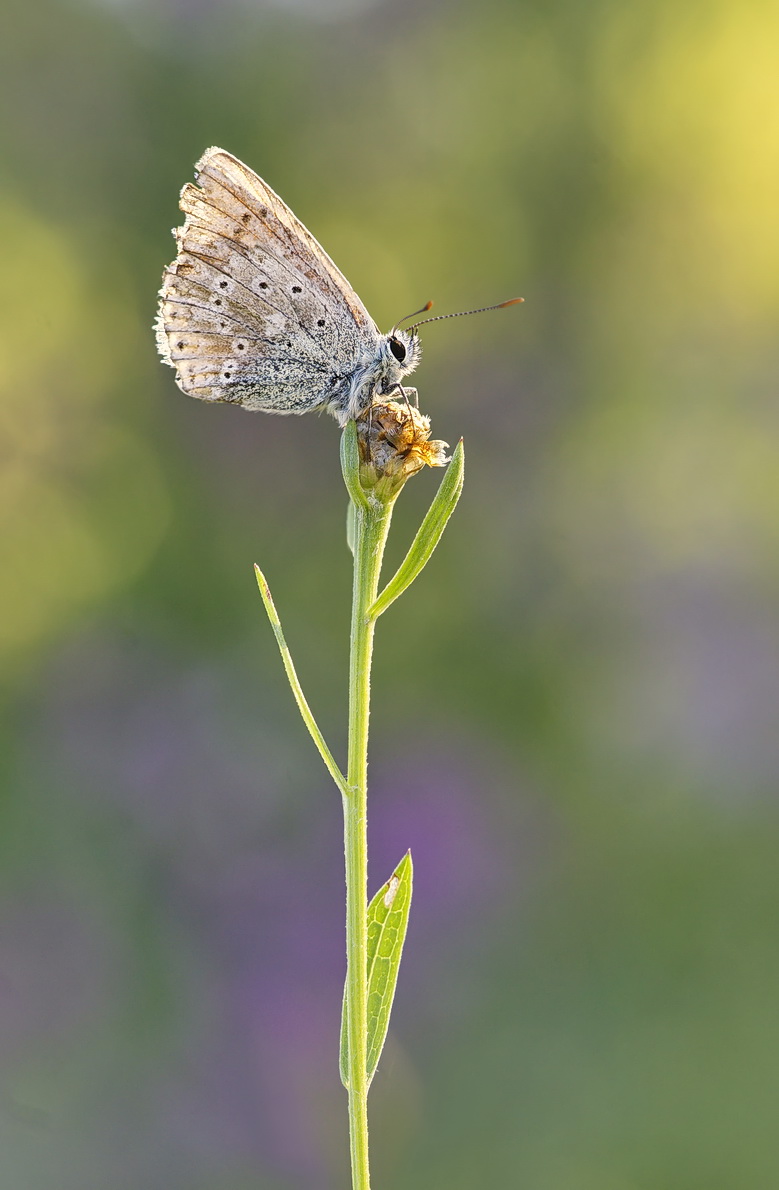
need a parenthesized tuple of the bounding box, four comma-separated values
(424, 300, 433, 311)
(499, 297, 524, 307)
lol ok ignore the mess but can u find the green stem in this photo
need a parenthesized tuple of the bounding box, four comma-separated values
(343, 493, 394, 1190)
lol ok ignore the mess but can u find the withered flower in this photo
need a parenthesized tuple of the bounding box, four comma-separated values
(356, 392, 450, 502)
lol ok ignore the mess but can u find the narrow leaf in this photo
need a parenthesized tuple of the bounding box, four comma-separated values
(367, 440, 464, 619)
(254, 565, 348, 797)
(340, 419, 368, 510)
(346, 499, 357, 556)
(340, 852, 414, 1088)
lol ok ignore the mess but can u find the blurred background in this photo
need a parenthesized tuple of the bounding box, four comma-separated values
(2, 0, 779, 1186)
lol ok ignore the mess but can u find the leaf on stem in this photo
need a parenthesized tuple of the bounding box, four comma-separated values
(367, 439, 464, 619)
(340, 419, 369, 510)
(346, 499, 357, 556)
(340, 851, 414, 1089)
(254, 565, 348, 797)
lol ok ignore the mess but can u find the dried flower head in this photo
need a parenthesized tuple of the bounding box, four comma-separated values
(356, 394, 450, 501)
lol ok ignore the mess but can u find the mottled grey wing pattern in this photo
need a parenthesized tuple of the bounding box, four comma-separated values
(156, 147, 381, 416)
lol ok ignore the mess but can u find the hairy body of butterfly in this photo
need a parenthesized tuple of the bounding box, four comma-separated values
(156, 147, 421, 426)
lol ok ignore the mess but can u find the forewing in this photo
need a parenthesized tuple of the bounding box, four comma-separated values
(156, 147, 380, 414)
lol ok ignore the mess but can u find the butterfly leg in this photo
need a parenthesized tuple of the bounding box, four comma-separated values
(396, 384, 421, 447)
(360, 400, 382, 463)
(389, 382, 419, 415)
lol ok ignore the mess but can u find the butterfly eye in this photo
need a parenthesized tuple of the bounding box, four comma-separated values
(389, 337, 406, 363)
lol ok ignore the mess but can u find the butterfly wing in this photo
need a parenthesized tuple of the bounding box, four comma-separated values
(156, 147, 380, 416)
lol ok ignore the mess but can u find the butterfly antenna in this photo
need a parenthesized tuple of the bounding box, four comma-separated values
(391, 301, 434, 336)
(409, 297, 523, 332)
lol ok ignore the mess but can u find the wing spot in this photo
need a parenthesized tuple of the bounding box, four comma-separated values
(291, 285, 302, 293)
(259, 282, 268, 289)
(219, 281, 228, 289)
(317, 319, 325, 327)
(241, 212, 251, 224)
(237, 342, 245, 350)
(224, 371, 232, 379)
(177, 340, 185, 349)
(214, 298, 222, 306)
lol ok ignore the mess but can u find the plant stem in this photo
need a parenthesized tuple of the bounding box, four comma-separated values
(343, 493, 394, 1190)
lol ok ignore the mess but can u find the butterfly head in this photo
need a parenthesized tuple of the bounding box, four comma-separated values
(382, 329, 422, 382)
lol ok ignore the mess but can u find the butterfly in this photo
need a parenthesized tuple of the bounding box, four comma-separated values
(156, 147, 521, 426)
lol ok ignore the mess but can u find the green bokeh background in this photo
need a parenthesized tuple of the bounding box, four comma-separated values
(2, 0, 779, 1186)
